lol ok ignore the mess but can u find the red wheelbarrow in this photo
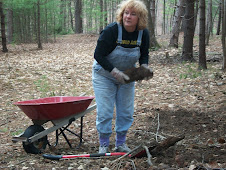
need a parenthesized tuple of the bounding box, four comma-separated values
(12, 96, 96, 154)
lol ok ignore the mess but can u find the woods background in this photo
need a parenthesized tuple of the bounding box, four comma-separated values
(0, 0, 226, 70)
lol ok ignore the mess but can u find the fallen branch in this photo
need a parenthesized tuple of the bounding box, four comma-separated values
(132, 130, 166, 140)
(108, 144, 142, 166)
(143, 145, 152, 166)
(108, 135, 185, 168)
(156, 113, 160, 142)
(151, 135, 185, 156)
(131, 135, 185, 158)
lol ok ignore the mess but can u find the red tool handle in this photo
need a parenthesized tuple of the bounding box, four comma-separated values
(43, 152, 130, 160)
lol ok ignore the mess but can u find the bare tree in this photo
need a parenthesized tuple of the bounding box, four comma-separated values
(104, 0, 107, 28)
(146, 0, 160, 49)
(68, 0, 74, 31)
(194, 0, 199, 31)
(206, 0, 212, 45)
(169, 0, 185, 48)
(37, 0, 42, 49)
(7, 8, 13, 44)
(216, 1, 222, 35)
(181, 0, 195, 61)
(0, 1, 8, 52)
(61, 0, 67, 32)
(150, 0, 156, 33)
(74, 0, 83, 33)
(198, 0, 207, 70)
(162, 0, 166, 34)
(99, 0, 103, 33)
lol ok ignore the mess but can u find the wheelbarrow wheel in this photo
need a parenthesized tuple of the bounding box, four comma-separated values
(22, 125, 48, 154)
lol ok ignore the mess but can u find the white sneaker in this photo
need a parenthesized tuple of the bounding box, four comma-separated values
(99, 146, 109, 153)
(115, 143, 131, 153)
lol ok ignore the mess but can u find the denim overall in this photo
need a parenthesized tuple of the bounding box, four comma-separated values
(92, 23, 143, 146)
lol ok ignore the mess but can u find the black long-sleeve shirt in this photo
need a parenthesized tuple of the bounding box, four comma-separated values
(94, 22, 150, 72)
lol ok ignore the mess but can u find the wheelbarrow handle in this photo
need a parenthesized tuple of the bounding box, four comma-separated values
(43, 152, 129, 160)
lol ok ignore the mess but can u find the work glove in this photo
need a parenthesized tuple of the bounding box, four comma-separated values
(141, 64, 153, 80)
(110, 67, 130, 84)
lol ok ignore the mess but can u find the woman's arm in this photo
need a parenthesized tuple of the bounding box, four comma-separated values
(139, 29, 150, 66)
(94, 23, 118, 72)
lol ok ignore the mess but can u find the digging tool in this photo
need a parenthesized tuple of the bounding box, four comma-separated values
(43, 135, 185, 161)
(43, 152, 130, 160)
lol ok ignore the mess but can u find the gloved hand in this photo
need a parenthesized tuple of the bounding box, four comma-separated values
(141, 64, 153, 80)
(111, 68, 130, 84)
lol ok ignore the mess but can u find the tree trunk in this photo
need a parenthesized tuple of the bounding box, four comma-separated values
(68, 0, 74, 31)
(63, 0, 67, 32)
(222, 0, 226, 71)
(6, 8, 13, 44)
(162, 0, 166, 34)
(150, 0, 156, 32)
(198, 0, 207, 70)
(99, 0, 103, 33)
(0, 1, 8, 52)
(37, 0, 42, 49)
(181, 0, 195, 61)
(75, 0, 83, 33)
(104, 0, 107, 28)
(53, 12, 56, 42)
(33, 5, 37, 43)
(146, 0, 160, 49)
(206, 0, 212, 45)
(59, 0, 66, 33)
(169, 0, 185, 48)
(15, 13, 23, 43)
(27, 14, 32, 42)
(216, 1, 222, 35)
(45, 3, 48, 43)
(194, 0, 199, 31)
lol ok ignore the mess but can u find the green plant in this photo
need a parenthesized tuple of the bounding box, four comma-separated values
(179, 63, 203, 79)
(11, 129, 24, 136)
(150, 46, 160, 51)
(34, 75, 55, 97)
(0, 127, 8, 133)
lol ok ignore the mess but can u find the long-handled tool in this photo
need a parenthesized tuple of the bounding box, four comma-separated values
(43, 152, 130, 160)
(43, 135, 185, 161)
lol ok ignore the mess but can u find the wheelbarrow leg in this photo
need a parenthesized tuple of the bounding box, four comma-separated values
(47, 129, 60, 147)
(55, 116, 84, 148)
(56, 119, 75, 148)
(50, 116, 86, 149)
(49, 128, 73, 148)
(59, 128, 72, 148)
(61, 116, 84, 148)
(79, 116, 83, 147)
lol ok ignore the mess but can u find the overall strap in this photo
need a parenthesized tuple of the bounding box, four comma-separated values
(136, 30, 143, 46)
(117, 22, 122, 44)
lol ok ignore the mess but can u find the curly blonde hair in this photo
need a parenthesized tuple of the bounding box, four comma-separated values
(116, 0, 148, 30)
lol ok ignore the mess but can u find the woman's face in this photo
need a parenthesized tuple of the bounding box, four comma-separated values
(123, 7, 139, 32)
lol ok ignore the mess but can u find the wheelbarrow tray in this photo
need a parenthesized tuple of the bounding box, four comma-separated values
(13, 96, 95, 120)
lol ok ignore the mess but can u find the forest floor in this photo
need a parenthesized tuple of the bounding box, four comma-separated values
(0, 34, 225, 170)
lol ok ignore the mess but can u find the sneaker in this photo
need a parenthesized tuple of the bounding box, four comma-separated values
(99, 146, 109, 153)
(115, 143, 131, 153)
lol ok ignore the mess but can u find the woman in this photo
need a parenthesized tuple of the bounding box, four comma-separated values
(92, 0, 151, 153)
